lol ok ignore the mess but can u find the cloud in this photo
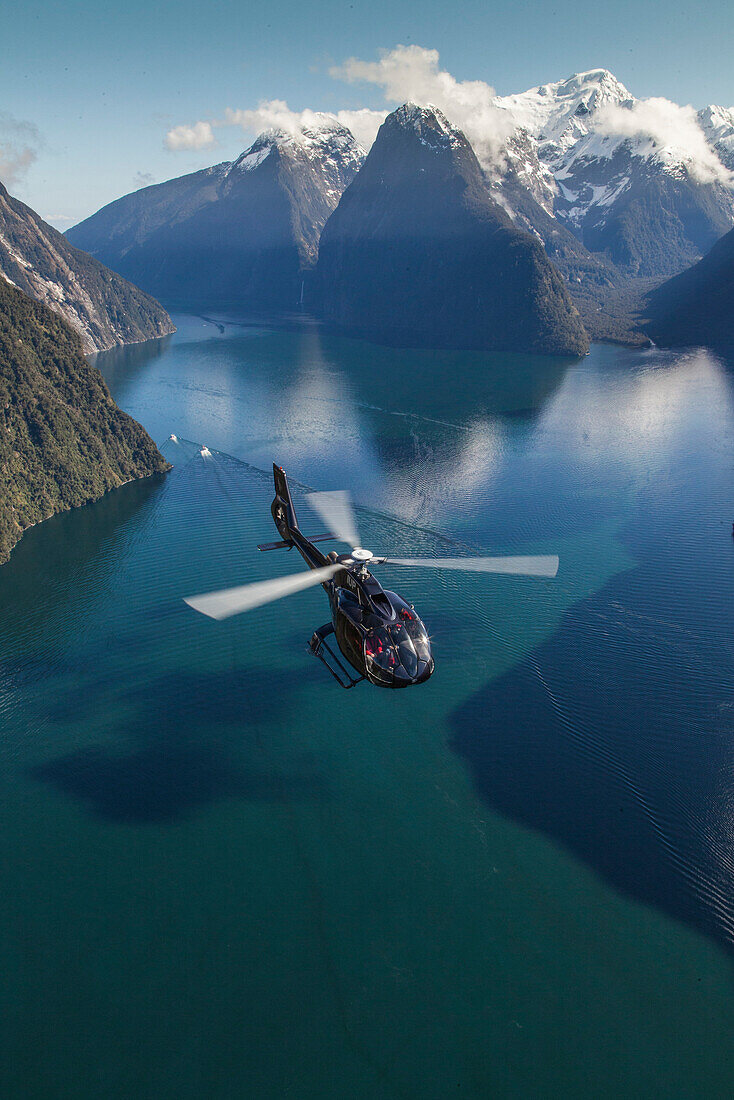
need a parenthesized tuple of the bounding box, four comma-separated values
(330, 45, 516, 168)
(160, 46, 734, 191)
(0, 112, 41, 188)
(223, 101, 384, 151)
(134, 170, 155, 188)
(224, 100, 322, 137)
(334, 109, 386, 150)
(332, 45, 476, 106)
(165, 120, 216, 151)
(165, 101, 385, 155)
(595, 97, 731, 184)
(161, 45, 515, 165)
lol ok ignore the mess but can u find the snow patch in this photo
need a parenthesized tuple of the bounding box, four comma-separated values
(231, 144, 272, 172)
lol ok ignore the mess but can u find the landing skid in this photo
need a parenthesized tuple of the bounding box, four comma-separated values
(308, 624, 364, 689)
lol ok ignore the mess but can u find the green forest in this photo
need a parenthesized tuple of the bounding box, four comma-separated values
(0, 278, 168, 563)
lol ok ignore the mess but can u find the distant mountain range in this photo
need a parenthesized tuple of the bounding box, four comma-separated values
(1, 65, 730, 568)
(312, 105, 588, 355)
(0, 183, 174, 354)
(0, 277, 168, 563)
(68, 119, 364, 308)
(66, 68, 734, 353)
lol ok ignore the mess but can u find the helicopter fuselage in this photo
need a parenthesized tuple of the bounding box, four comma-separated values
(271, 469, 434, 688)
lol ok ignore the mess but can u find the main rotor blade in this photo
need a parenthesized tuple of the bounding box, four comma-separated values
(306, 490, 360, 549)
(184, 564, 339, 620)
(381, 555, 559, 577)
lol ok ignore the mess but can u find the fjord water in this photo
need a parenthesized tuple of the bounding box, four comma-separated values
(2, 314, 734, 1097)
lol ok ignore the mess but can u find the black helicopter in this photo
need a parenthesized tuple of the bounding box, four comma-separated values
(184, 464, 559, 689)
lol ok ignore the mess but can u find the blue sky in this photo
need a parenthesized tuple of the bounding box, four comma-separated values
(3, 0, 733, 227)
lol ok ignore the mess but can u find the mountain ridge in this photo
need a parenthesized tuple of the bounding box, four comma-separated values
(66, 68, 734, 350)
(0, 182, 175, 354)
(68, 123, 365, 309)
(312, 104, 589, 355)
(495, 69, 734, 277)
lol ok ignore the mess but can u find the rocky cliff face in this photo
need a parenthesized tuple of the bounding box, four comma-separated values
(67, 120, 365, 309)
(483, 130, 622, 336)
(312, 104, 589, 356)
(0, 182, 174, 354)
(0, 278, 169, 563)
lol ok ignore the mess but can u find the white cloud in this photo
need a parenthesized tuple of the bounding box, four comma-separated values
(333, 109, 386, 150)
(330, 44, 516, 168)
(595, 97, 731, 184)
(161, 45, 515, 166)
(165, 101, 383, 157)
(165, 120, 216, 151)
(0, 112, 41, 188)
(332, 45, 474, 107)
(223, 100, 384, 150)
(224, 100, 325, 137)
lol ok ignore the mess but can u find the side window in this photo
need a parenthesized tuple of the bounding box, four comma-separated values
(336, 589, 364, 667)
(346, 624, 362, 660)
(337, 587, 360, 617)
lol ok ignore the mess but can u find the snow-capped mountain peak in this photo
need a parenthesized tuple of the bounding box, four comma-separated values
(495, 68, 733, 186)
(229, 135, 274, 173)
(489, 68, 734, 267)
(496, 69, 633, 163)
(697, 104, 734, 171)
(390, 102, 465, 152)
(224, 118, 366, 214)
(229, 117, 364, 174)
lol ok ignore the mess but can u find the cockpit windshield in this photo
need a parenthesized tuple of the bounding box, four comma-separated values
(396, 607, 431, 662)
(363, 609, 431, 681)
(336, 584, 432, 686)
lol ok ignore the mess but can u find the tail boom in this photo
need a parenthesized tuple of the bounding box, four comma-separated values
(271, 464, 299, 542)
(271, 464, 328, 571)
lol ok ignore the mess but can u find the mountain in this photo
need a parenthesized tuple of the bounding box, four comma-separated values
(698, 105, 734, 172)
(312, 104, 589, 356)
(643, 226, 734, 348)
(0, 278, 169, 564)
(64, 70, 733, 348)
(67, 119, 365, 309)
(496, 70, 734, 278)
(488, 128, 616, 286)
(483, 129, 626, 338)
(0, 182, 174, 354)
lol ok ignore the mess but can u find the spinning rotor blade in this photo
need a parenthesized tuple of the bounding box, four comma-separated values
(306, 490, 360, 549)
(380, 555, 559, 578)
(184, 564, 339, 620)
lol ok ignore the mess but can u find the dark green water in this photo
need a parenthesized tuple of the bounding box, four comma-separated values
(1, 313, 734, 1097)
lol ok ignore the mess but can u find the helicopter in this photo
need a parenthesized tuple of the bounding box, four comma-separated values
(184, 464, 559, 689)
